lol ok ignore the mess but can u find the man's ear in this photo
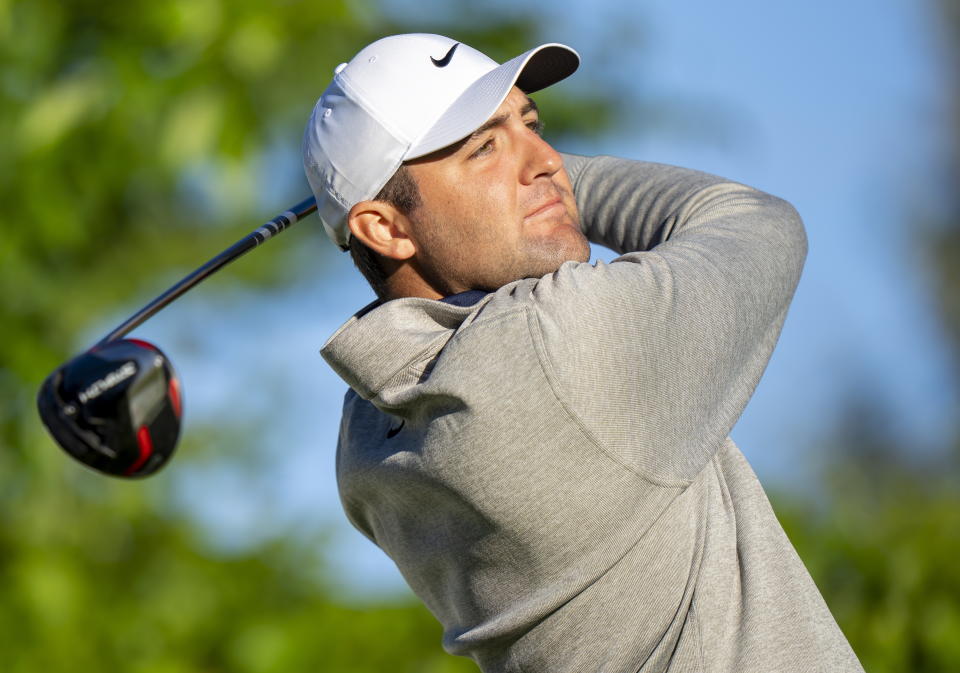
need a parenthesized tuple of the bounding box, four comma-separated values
(347, 201, 416, 260)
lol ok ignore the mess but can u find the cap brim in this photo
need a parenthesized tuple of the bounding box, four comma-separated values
(405, 43, 579, 159)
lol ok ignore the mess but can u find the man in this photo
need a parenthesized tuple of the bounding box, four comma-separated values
(302, 33, 864, 672)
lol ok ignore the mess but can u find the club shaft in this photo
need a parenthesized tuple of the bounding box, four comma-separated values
(96, 196, 317, 346)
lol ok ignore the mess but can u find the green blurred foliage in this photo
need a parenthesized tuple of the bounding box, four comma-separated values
(0, 0, 616, 670)
(774, 433, 960, 672)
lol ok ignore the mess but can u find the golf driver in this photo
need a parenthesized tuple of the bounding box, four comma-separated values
(37, 196, 317, 478)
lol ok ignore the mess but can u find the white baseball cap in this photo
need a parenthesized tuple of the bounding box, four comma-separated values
(302, 33, 580, 249)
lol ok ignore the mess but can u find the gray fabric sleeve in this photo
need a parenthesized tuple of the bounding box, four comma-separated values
(526, 153, 807, 483)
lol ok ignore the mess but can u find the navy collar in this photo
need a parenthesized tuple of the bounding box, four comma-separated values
(439, 290, 489, 307)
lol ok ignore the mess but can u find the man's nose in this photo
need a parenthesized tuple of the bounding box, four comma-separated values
(519, 128, 562, 185)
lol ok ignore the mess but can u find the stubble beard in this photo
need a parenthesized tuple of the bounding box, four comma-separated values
(507, 180, 590, 285)
(413, 204, 589, 296)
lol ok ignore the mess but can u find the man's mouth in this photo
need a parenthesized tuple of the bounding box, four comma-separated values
(524, 196, 564, 220)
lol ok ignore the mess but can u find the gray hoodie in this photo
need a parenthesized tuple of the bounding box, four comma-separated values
(322, 154, 864, 672)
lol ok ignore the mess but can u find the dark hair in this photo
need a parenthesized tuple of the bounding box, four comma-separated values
(348, 165, 421, 299)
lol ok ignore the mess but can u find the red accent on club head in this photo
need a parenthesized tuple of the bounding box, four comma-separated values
(168, 376, 182, 419)
(126, 338, 158, 351)
(126, 425, 154, 476)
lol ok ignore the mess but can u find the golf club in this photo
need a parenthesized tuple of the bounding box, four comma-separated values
(37, 196, 317, 478)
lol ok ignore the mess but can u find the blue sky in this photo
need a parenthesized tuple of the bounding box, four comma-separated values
(95, 0, 957, 597)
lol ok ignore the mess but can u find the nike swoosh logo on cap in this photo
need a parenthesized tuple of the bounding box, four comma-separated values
(431, 43, 459, 67)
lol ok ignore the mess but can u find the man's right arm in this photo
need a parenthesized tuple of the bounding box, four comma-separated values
(524, 154, 807, 483)
(562, 153, 802, 256)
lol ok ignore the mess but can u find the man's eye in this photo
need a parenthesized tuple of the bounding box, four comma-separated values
(527, 119, 544, 135)
(470, 139, 494, 159)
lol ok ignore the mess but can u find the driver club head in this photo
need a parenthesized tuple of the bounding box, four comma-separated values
(37, 338, 182, 478)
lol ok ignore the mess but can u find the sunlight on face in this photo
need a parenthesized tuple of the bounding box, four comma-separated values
(403, 87, 590, 296)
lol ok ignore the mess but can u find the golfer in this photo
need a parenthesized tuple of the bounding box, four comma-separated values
(303, 33, 864, 672)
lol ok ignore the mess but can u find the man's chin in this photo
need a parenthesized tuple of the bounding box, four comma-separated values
(548, 220, 591, 265)
(518, 227, 590, 279)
